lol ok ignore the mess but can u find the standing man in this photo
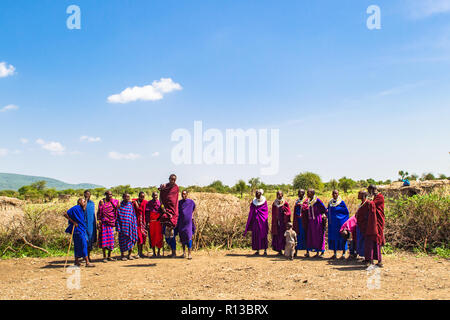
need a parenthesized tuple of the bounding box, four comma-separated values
(64, 198, 95, 267)
(132, 191, 148, 258)
(327, 190, 350, 259)
(293, 189, 307, 257)
(356, 190, 376, 263)
(367, 185, 385, 267)
(159, 174, 180, 258)
(116, 193, 138, 261)
(177, 190, 196, 260)
(97, 190, 119, 262)
(301, 189, 327, 258)
(83, 190, 97, 263)
(271, 190, 291, 256)
(146, 191, 163, 257)
(244, 189, 269, 256)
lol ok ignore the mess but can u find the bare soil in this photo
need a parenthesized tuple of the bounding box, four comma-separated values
(0, 249, 448, 300)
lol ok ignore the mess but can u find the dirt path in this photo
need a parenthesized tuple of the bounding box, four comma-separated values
(0, 249, 448, 300)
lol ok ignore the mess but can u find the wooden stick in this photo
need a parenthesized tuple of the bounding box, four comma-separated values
(64, 225, 75, 270)
(21, 236, 49, 254)
(1, 246, 17, 257)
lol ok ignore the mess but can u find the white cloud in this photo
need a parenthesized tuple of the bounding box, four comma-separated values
(20, 138, 29, 144)
(36, 138, 65, 155)
(0, 104, 19, 112)
(0, 148, 8, 157)
(80, 135, 102, 143)
(107, 78, 182, 104)
(108, 151, 141, 160)
(151, 151, 160, 157)
(408, 0, 450, 19)
(378, 82, 425, 97)
(0, 62, 15, 78)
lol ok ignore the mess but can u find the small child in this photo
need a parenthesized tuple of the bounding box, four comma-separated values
(284, 222, 297, 260)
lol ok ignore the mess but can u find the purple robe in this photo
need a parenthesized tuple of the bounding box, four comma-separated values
(301, 198, 327, 252)
(244, 200, 269, 250)
(177, 199, 196, 245)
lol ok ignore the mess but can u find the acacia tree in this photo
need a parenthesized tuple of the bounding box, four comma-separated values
(234, 180, 247, 198)
(248, 177, 262, 193)
(338, 177, 356, 193)
(30, 180, 47, 191)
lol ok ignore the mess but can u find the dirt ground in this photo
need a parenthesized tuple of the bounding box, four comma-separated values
(0, 249, 448, 300)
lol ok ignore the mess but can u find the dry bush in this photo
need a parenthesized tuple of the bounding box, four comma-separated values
(385, 192, 450, 251)
(0, 201, 72, 256)
(191, 193, 251, 249)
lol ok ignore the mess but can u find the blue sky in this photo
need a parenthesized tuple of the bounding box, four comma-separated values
(0, 0, 449, 188)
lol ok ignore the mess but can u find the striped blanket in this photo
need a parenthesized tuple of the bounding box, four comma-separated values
(116, 201, 138, 252)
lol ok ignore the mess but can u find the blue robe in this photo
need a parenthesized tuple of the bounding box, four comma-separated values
(65, 205, 88, 258)
(327, 200, 349, 251)
(294, 203, 306, 250)
(84, 200, 97, 250)
(356, 226, 365, 257)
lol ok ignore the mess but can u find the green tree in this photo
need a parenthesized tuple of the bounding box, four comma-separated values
(338, 177, 356, 193)
(208, 180, 227, 193)
(326, 179, 338, 191)
(234, 180, 247, 198)
(92, 187, 106, 198)
(398, 171, 409, 181)
(248, 177, 262, 193)
(111, 185, 133, 196)
(292, 172, 323, 191)
(421, 173, 436, 181)
(30, 180, 47, 191)
(43, 188, 58, 202)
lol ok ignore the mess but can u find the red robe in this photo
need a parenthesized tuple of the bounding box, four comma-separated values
(271, 201, 291, 235)
(372, 193, 385, 245)
(356, 200, 376, 237)
(132, 198, 148, 245)
(159, 183, 179, 227)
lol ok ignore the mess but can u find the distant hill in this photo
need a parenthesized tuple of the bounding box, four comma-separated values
(0, 173, 103, 191)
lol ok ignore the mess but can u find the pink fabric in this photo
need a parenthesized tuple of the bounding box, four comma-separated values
(340, 215, 357, 241)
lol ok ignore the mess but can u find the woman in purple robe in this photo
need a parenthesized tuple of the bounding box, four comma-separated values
(301, 189, 327, 258)
(244, 189, 269, 256)
(271, 190, 291, 256)
(177, 190, 196, 260)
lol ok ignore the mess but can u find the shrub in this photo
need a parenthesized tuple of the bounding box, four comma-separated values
(385, 193, 450, 252)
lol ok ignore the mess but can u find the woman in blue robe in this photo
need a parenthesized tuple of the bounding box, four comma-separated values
(64, 198, 95, 267)
(327, 190, 350, 259)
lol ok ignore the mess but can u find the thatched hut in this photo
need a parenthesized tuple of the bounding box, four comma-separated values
(0, 196, 24, 232)
(378, 179, 450, 198)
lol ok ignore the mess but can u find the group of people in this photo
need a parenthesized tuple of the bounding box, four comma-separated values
(244, 185, 385, 268)
(64, 173, 385, 269)
(64, 174, 196, 267)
